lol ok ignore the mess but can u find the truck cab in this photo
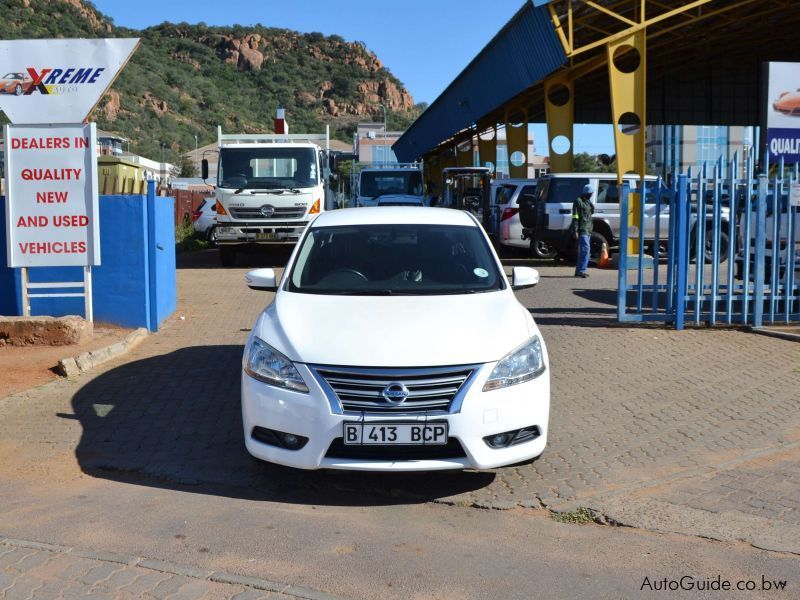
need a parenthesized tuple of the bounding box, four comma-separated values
(206, 126, 330, 266)
(355, 164, 424, 207)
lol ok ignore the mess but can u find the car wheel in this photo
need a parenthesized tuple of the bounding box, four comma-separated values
(14, 84, 23, 96)
(219, 246, 237, 267)
(207, 226, 218, 246)
(691, 228, 729, 264)
(530, 238, 558, 260)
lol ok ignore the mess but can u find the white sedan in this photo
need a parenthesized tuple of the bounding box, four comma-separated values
(241, 207, 550, 471)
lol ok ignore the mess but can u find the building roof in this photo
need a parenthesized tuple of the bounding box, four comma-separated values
(393, 1, 565, 162)
(394, 0, 800, 162)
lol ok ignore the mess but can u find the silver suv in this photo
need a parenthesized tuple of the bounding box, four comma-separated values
(520, 172, 730, 261)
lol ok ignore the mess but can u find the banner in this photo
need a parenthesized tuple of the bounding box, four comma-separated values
(4, 123, 100, 267)
(766, 62, 800, 164)
(0, 38, 139, 124)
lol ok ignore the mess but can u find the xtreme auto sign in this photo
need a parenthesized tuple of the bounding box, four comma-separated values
(1, 38, 138, 269)
(4, 124, 100, 267)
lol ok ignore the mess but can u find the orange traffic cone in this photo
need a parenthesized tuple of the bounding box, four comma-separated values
(597, 241, 610, 269)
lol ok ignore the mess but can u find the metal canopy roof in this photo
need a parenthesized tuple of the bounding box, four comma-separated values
(392, 2, 565, 163)
(394, 0, 800, 163)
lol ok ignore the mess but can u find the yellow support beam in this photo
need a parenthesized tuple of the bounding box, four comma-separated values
(607, 30, 647, 258)
(544, 73, 574, 174)
(504, 106, 529, 179)
(477, 121, 497, 175)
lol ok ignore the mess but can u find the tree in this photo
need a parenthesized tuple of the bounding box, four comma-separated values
(175, 154, 198, 178)
(573, 152, 616, 173)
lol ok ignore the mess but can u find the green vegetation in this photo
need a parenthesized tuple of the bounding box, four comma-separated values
(550, 507, 595, 524)
(0, 0, 422, 163)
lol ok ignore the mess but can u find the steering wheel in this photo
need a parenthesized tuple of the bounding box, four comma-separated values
(328, 268, 368, 281)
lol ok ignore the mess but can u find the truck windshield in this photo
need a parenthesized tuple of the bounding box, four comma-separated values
(219, 147, 317, 189)
(360, 171, 422, 198)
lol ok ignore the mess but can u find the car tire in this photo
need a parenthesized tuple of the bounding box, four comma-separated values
(530, 238, 558, 260)
(691, 228, 729, 264)
(207, 226, 218, 246)
(219, 246, 237, 267)
(14, 84, 23, 96)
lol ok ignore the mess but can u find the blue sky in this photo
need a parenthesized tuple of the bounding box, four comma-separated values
(92, 0, 615, 155)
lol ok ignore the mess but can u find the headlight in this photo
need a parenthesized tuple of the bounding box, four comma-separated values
(244, 337, 308, 393)
(483, 336, 546, 392)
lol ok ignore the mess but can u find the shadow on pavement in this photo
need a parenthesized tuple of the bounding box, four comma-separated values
(177, 248, 294, 270)
(71, 346, 495, 506)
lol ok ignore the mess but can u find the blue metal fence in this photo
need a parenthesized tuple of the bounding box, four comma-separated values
(619, 154, 799, 329)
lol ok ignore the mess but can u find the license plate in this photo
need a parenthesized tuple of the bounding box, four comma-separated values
(256, 232, 278, 240)
(343, 422, 448, 445)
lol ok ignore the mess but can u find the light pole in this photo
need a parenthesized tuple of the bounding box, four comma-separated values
(194, 134, 199, 175)
(379, 103, 387, 165)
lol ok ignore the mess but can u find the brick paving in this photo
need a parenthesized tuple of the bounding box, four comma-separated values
(0, 248, 799, 589)
(0, 538, 306, 599)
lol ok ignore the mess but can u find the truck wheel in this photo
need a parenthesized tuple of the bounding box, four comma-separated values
(219, 246, 237, 267)
(531, 239, 557, 260)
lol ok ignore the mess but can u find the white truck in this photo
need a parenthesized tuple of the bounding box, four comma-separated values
(203, 125, 331, 266)
(353, 163, 425, 207)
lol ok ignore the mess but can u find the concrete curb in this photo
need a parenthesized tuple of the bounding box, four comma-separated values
(746, 326, 800, 343)
(57, 327, 148, 378)
(0, 536, 349, 600)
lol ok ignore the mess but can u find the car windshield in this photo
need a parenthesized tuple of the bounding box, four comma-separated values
(218, 147, 317, 189)
(288, 224, 504, 295)
(360, 171, 422, 198)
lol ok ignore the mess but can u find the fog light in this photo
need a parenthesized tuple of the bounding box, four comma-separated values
(483, 426, 541, 449)
(251, 426, 308, 450)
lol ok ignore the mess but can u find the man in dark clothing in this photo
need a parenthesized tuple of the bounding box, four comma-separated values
(571, 184, 594, 278)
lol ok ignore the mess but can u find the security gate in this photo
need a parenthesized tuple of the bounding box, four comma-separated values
(618, 154, 799, 329)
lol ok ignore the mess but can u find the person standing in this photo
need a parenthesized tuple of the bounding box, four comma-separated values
(571, 184, 594, 278)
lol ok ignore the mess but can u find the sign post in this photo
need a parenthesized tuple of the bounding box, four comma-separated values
(0, 38, 139, 321)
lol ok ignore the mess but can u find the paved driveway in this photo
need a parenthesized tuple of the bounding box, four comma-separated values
(1, 249, 798, 554)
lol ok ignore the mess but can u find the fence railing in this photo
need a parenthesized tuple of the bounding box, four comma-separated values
(619, 154, 799, 329)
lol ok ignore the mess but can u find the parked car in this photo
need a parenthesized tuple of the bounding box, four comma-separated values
(0, 72, 32, 95)
(491, 179, 555, 258)
(241, 207, 550, 471)
(735, 193, 800, 282)
(192, 198, 217, 243)
(519, 172, 727, 262)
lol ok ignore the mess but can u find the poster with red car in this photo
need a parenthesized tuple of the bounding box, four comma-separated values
(767, 62, 800, 163)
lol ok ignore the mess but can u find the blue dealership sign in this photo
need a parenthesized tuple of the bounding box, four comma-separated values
(766, 62, 800, 164)
(767, 128, 800, 164)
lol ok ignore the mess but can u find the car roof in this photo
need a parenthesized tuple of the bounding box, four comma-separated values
(312, 207, 476, 227)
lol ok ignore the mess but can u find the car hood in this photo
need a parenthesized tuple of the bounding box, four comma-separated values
(254, 290, 537, 367)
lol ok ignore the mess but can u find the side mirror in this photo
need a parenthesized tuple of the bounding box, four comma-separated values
(511, 266, 539, 290)
(245, 268, 278, 291)
(201, 159, 209, 180)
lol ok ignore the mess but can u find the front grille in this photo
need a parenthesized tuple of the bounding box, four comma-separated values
(325, 437, 467, 460)
(311, 365, 477, 414)
(229, 206, 306, 220)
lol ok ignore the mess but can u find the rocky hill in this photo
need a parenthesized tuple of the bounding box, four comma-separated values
(0, 0, 422, 163)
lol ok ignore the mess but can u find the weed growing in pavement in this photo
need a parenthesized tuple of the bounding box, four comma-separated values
(551, 507, 594, 524)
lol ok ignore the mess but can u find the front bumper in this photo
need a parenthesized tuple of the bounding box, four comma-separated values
(216, 221, 309, 245)
(241, 362, 550, 471)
